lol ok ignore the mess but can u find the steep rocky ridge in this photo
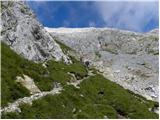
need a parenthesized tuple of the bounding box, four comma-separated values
(46, 27, 159, 101)
(1, 1, 70, 63)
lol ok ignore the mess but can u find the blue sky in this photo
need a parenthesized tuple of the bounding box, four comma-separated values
(27, 1, 159, 32)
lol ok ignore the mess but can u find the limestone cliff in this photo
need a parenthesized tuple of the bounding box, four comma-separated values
(1, 1, 70, 63)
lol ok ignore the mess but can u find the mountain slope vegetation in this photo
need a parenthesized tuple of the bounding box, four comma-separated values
(1, 42, 158, 119)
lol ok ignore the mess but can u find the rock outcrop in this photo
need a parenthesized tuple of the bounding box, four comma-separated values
(46, 27, 159, 101)
(16, 75, 41, 94)
(1, 1, 70, 63)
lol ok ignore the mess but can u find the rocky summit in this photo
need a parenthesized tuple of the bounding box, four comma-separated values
(1, 1, 159, 119)
(46, 27, 159, 102)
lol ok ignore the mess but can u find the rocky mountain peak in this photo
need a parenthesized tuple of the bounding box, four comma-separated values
(1, 1, 71, 63)
(46, 27, 159, 101)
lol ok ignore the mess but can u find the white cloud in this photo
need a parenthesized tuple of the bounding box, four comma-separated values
(94, 1, 158, 32)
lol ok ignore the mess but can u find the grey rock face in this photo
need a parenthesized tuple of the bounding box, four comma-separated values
(46, 27, 159, 101)
(1, 1, 70, 63)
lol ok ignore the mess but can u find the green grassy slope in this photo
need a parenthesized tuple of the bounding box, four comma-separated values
(1, 42, 30, 107)
(2, 75, 158, 119)
(1, 41, 87, 106)
(1, 42, 158, 119)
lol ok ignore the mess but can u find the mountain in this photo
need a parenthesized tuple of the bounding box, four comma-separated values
(1, 1, 159, 119)
(46, 27, 159, 102)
